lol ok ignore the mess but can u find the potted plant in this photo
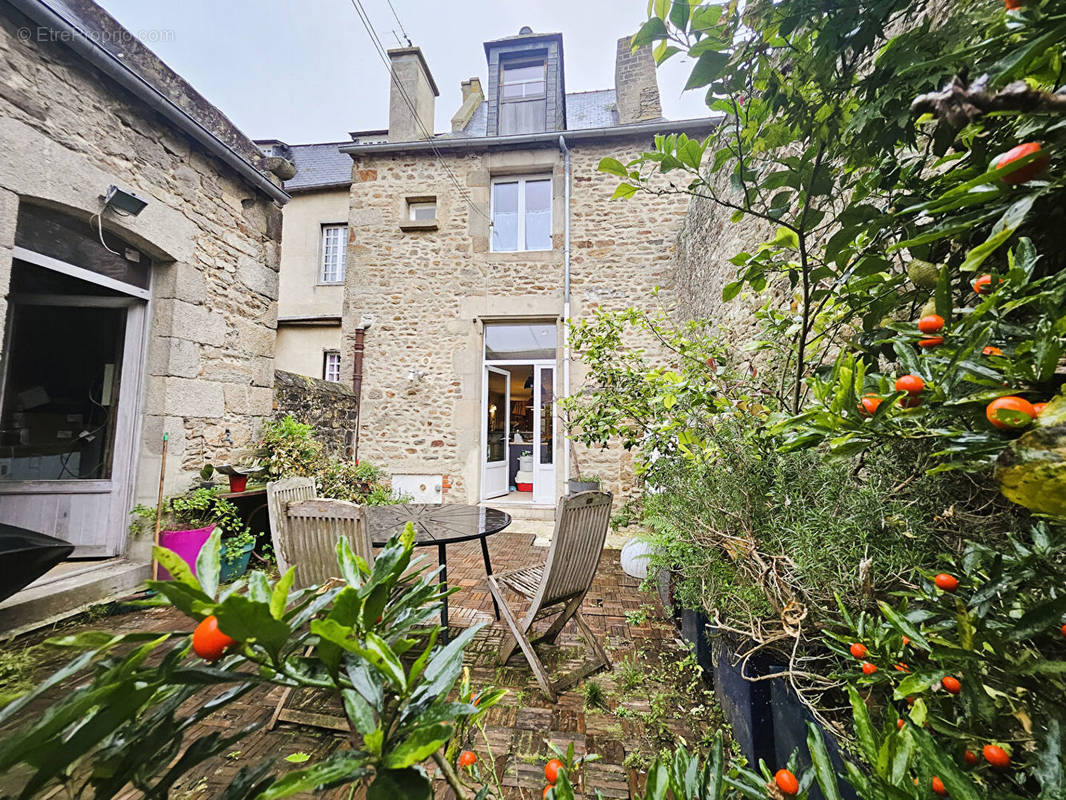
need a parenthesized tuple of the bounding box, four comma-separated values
(215, 459, 265, 493)
(197, 463, 216, 488)
(568, 473, 601, 495)
(219, 528, 256, 581)
(131, 488, 252, 580)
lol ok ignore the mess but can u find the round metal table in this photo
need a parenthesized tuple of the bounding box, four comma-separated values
(364, 504, 511, 633)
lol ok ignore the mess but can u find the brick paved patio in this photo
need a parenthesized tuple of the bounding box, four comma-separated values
(0, 532, 725, 799)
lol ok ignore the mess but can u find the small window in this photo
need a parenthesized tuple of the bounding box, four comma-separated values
(408, 201, 436, 221)
(501, 62, 545, 100)
(323, 351, 341, 382)
(491, 176, 552, 252)
(320, 224, 347, 284)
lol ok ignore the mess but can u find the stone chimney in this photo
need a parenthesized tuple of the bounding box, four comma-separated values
(614, 37, 662, 124)
(387, 47, 439, 142)
(450, 77, 484, 132)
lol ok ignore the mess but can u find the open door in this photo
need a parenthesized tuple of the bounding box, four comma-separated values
(533, 365, 555, 504)
(482, 366, 510, 499)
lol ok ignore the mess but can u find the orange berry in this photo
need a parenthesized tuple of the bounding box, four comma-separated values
(1060, 623, 1066, 638)
(932, 776, 947, 796)
(935, 573, 959, 592)
(897, 718, 905, 730)
(545, 759, 565, 785)
(918, 315, 945, 333)
(850, 643, 868, 658)
(992, 142, 1049, 185)
(858, 395, 882, 416)
(895, 374, 925, 395)
(983, 744, 1011, 770)
(192, 615, 236, 662)
(919, 336, 944, 348)
(983, 346, 1003, 356)
(775, 769, 799, 796)
(458, 751, 477, 769)
(1004, 0, 1023, 8)
(862, 661, 878, 675)
(986, 396, 1037, 430)
(894, 662, 910, 673)
(942, 676, 961, 695)
(902, 636, 911, 646)
(964, 749, 980, 766)
(972, 274, 996, 294)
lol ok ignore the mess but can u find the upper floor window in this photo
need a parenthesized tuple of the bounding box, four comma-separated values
(501, 62, 545, 100)
(323, 351, 341, 382)
(499, 59, 546, 135)
(408, 201, 436, 221)
(320, 224, 347, 283)
(491, 176, 552, 252)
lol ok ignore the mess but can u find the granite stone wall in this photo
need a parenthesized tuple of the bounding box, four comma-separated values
(340, 136, 694, 506)
(0, 7, 283, 508)
(273, 370, 357, 457)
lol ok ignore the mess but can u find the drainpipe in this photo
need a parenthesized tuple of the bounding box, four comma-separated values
(351, 324, 368, 462)
(559, 135, 572, 489)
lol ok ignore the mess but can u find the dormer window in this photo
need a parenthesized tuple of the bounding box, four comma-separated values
(499, 58, 547, 135)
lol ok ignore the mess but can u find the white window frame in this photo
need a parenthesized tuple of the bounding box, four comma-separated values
(319, 224, 347, 284)
(323, 351, 341, 382)
(408, 201, 437, 221)
(490, 175, 553, 253)
(500, 60, 546, 101)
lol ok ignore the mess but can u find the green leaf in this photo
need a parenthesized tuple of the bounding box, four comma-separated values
(631, 17, 668, 49)
(847, 685, 878, 766)
(270, 568, 295, 620)
(382, 723, 451, 769)
(214, 594, 293, 659)
(611, 183, 639, 200)
(772, 226, 800, 249)
(877, 601, 930, 651)
(363, 631, 407, 691)
(722, 281, 742, 302)
(342, 689, 377, 736)
(257, 752, 370, 799)
(367, 767, 432, 800)
(598, 157, 629, 178)
(684, 51, 729, 90)
(196, 526, 221, 601)
(807, 722, 843, 800)
(284, 753, 310, 763)
(153, 546, 203, 592)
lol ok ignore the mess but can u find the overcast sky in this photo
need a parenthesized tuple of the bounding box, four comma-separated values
(95, 0, 710, 144)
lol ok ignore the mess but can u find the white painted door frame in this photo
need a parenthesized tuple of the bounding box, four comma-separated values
(0, 250, 149, 556)
(481, 365, 511, 500)
(480, 358, 557, 504)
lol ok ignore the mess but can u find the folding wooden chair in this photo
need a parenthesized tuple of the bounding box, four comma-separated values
(487, 490, 613, 700)
(265, 477, 374, 730)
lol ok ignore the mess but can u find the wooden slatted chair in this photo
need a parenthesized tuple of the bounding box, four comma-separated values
(265, 477, 374, 730)
(487, 490, 613, 700)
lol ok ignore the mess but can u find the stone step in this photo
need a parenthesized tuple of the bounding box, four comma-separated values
(0, 558, 150, 638)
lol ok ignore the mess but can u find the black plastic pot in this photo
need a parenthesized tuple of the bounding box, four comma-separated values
(707, 628, 776, 766)
(680, 608, 715, 675)
(770, 676, 858, 800)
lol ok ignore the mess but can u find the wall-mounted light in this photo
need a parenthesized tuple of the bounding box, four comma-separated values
(103, 185, 149, 216)
(407, 368, 426, 382)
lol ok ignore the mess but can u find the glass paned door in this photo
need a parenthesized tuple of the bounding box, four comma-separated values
(533, 365, 555, 504)
(482, 366, 510, 499)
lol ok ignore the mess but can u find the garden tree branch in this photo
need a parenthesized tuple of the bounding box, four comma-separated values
(911, 74, 1066, 128)
(433, 751, 469, 800)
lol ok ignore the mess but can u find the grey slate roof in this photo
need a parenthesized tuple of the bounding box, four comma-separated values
(278, 89, 633, 191)
(282, 142, 354, 192)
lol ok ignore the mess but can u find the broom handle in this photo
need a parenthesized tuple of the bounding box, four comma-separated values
(152, 432, 168, 581)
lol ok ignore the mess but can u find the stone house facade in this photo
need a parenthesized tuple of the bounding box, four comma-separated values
(0, 0, 288, 629)
(269, 29, 715, 509)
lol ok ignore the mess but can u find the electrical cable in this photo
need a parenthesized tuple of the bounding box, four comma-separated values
(384, 0, 412, 46)
(347, 0, 494, 225)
